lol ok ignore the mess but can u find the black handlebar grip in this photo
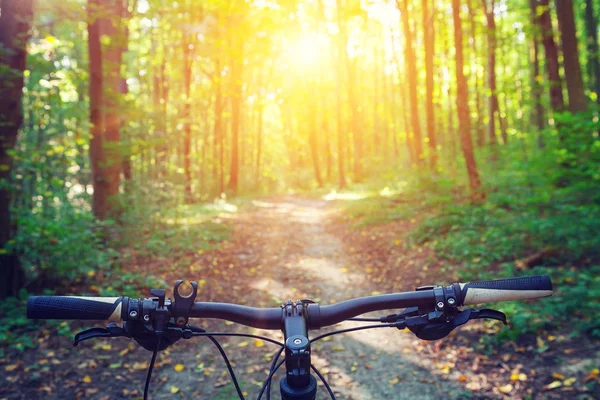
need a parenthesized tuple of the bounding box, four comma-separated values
(459, 275, 553, 306)
(27, 296, 125, 321)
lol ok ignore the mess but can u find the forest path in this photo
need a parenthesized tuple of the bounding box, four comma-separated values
(180, 196, 472, 399)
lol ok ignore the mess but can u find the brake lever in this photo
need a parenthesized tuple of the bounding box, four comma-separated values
(74, 323, 129, 346)
(405, 308, 507, 341)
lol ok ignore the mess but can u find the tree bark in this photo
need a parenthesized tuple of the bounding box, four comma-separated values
(556, 0, 587, 113)
(102, 0, 125, 216)
(537, 0, 565, 112)
(183, 36, 193, 202)
(88, 0, 108, 220)
(584, 0, 600, 106)
(336, 0, 346, 189)
(468, 0, 485, 147)
(423, 0, 437, 170)
(529, 0, 546, 147)
(483, 0, 500, 148)
(453, 0, 483, 197)
(227, 35, 243, 193)
(0, 0, 33, 298)
(397, 0, 424, 166)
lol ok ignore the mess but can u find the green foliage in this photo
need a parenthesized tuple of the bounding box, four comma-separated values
(12, 203, 120, 281)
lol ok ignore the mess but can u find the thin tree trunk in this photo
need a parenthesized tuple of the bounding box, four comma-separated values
(529, 0, 546, 147)
(397, 0, 424, 166)
(227, 36, 242, 193)
(468, 0, 485, 147)
(102, 0, 125, 216)
(556, 0, 587, 113)
(483, 0, 500, 149)
(255, 103, 263, 187)
(336, 0, 346, 189)
(538, 0, 565, 113)
(453, 0, 483, 197)
(0, 0, 33, 298)
(183, 36, 193, 202)
(88, 0, 108, 219)
(423, 0, 437, 170)
(584, 0, 600, 106)
(309, 92, 324, 188)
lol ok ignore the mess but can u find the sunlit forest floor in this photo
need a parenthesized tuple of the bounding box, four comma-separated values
(1, 196, 599, 399)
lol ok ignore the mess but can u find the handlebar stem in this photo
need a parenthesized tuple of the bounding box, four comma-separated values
(280, 300, 316, 399)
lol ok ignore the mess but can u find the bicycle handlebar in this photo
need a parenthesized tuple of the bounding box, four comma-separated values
(27, 275, 553, 328)
(460, 275, 552, 305)
(27, 296, 126, 321)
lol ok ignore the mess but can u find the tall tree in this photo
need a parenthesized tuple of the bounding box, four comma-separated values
(423, 0, 437, 169)
(453, 0, 483, 196)
(102, 0, 126, 214)
(227, 19, 244, 193)
(529, 0, 546, 146)
(537, 0, 565, 112)
(556, 0, 587, 113)
(335, 0, 347, 189)
(88, 0, 108, 219)
(584, 0, 600, 105)
(0, 0, 34, 298)
(468, 0, 485, 147)
(397, 0, 424, 166)
(482, 0, 501, 147)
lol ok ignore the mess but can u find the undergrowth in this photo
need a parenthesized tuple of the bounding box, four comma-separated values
(338, 142, 600, 341)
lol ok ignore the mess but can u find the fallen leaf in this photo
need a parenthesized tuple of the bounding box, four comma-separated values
(174, 364, 185, 372)
(254, 339, 265, 348)
(388, 377, 399, 385)
(4, 364, 18, 372)
(497, 384, 513, 394)
(551, 372, 565, 380)
(544, 381, 562, 390)
(510, 373, 527, 382)
(583, 368, 599, 383)
(237, 341, 249, 348)
(458, 375, 468, 382)
(563, 377, 576, 386)
(332, 346, 345, 351)
(83, 375, 92, 383)
(170, 386, 180, 394)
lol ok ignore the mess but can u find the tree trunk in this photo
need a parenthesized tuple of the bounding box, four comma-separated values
(453, 0, 483, 197)
(483, 0, 500, 149)
(0, 0, 33, 298)
(336, 0, 346, 189)
(584, 0, 600, 106)
(227, 37, 243, 193)
(423, 0, 437, 170)
(88, 0, 108, 220)
(397, 0, 424, 166)
(183, 36, 193, 202)
(102, 0, 125, 216)
(309, 95, 324, 188)
(468, 0, 485, 147)
(556, 0, 587, 113)
(529, 0, 546, 147)
(537, 0, 565, 112)
(255, 103, 263, 187)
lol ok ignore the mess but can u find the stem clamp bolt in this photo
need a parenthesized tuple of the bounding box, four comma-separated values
(143, 314, 150, 322)
(447, 297, 456, 306)
(437, 301, 445, 309)
(129, 310, 138, 319)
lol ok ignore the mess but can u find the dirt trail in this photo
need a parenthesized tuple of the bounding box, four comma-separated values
(222, 197, 471, 399)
